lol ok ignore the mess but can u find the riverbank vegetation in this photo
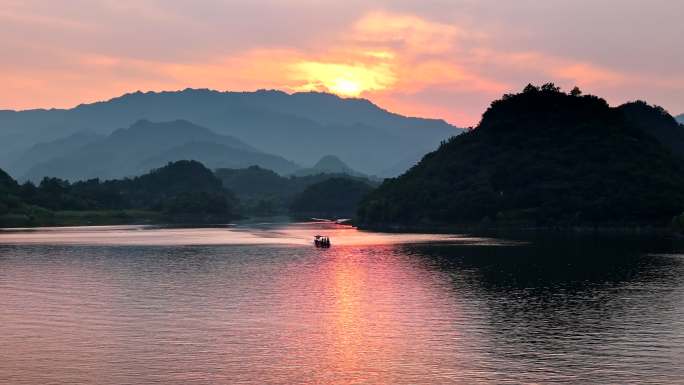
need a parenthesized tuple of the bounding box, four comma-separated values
(0, 161, 237, 227)
(1, 161, 377, 227)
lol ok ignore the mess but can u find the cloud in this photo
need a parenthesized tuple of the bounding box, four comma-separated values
(1, 1, 683, 125)
(350, 11, 462, 54)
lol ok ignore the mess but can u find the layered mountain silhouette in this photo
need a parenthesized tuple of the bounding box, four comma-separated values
(0, 89, 460, 176)
(22, 120, 299, 181)
(358, 84, 684, 227)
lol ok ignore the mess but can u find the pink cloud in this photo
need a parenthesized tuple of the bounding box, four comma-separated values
(1, 2, 683, 126)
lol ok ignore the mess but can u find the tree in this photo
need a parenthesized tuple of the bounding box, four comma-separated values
(523, 84, 540, 93)
(540, 82, 561, 92)
(20, 181, 38, 201)
(570, 86, 582, 97)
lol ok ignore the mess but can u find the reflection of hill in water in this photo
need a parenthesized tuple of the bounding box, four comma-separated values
(401, 235, 684, 383)
(404, 234, 684, 290)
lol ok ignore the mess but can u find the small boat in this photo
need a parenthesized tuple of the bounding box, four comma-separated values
(311, 217, 351, 225)
(314, 235, 331, 248)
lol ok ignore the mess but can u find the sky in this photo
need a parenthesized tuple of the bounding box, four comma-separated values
(1, 0, 683, 126)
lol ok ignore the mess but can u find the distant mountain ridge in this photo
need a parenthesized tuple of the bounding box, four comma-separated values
(0, 89, 460, 176)
(677, 114, 684, 124)
(23, 120, 300, 181)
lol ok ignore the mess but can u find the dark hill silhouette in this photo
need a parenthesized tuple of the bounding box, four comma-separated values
(0, 89, 460, 175)
(677, 114, 684, 124)
(292, 155, 364, 177)
(216, 166, 290, 198)
(216, 165, 375, 216)
(377, 150, 431, 178)
(23, 119, 299, 181)
(312, 155, 353, 172)
(128, 160, 225, 197)
(0, 168, 18, 192)
(291, 177, 374, 218)
(358, 84, 684, 227)
(0, 168, 21, 217)
(140, 160, 240, 221)
(618, 101, 684, 155)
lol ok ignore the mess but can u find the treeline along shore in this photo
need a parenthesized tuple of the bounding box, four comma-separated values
(0, 160, 376, 227)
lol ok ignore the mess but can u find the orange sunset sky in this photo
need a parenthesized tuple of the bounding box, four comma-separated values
(1, 0, 683, 126)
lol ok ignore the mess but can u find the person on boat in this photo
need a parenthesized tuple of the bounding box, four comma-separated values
(314, 235, 330, 248)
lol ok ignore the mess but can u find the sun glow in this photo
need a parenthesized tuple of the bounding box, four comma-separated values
(329, 77, 362, 96)
(291, 61, 396, 97)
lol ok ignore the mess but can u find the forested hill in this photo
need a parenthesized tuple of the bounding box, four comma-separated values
(290, 178, 374, 218)
(0, 161, 238, 227)
(618, 101, 684, 155)
(215, 165, 376, 216)
(358, 84, 684, 228)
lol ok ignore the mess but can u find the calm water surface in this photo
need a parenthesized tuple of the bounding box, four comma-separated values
(1, 222, 683, 384)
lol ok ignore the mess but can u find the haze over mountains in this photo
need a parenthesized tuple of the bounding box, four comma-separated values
(21, 120, 300, 182)
(9, 131, 104, 178)
(677, 114, 684, 124)
(0, 89, 460, 179)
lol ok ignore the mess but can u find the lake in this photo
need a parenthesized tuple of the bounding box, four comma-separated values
(1, 222, 683, 384)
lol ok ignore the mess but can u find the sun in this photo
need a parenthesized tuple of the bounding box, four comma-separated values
(329, 78, 362, 96)
(291, 60, 396, 97)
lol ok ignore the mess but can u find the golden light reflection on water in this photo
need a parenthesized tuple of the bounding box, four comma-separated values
(329, 252, 368, 381)
(261, 241, 484, 385)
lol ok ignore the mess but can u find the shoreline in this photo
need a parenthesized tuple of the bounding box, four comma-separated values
(355, 221, 680, 237)
(3, 214, 681, 237)
(0, 210, 240, 229)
